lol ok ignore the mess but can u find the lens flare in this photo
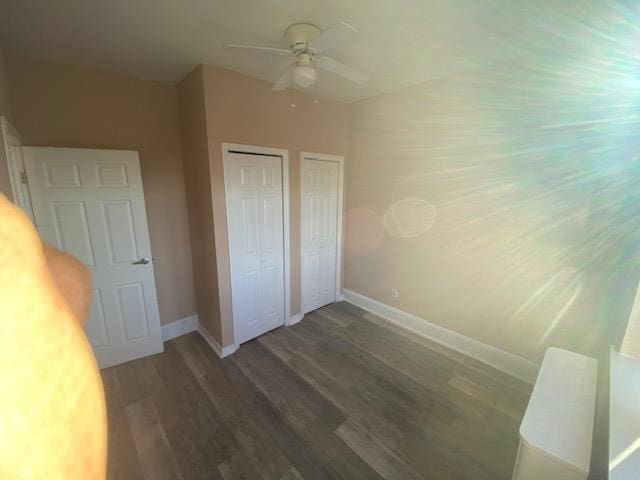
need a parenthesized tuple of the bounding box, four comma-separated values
(382, 197, 437, 238)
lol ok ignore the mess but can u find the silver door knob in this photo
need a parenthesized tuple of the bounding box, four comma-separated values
(132, 257, 150, 265)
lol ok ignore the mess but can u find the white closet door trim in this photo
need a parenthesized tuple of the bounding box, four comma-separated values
(222, 143, 291, 351)
(300, 151, 345, 309)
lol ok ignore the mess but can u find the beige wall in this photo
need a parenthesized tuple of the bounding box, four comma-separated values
(176, 67, 223, 341)
(347, 61, 636, 362)
(0, 43, 12, 197)
(183, 65, 349, 346)
(8, 56, 196, 326)
(0, 44, 11, 119)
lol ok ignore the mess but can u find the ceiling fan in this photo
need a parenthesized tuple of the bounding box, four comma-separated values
(225, 22, 370, 91)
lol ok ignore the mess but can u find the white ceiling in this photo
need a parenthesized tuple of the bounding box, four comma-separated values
(0, 0, 556, 102)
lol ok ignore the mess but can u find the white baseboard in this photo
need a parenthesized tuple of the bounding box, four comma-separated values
(287, 313, 304, 326)
(197, 323, 237, 358)
(161, 314, 198, 342)
(342, 289, 539, 384)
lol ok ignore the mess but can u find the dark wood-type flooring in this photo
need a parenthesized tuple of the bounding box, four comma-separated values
(102, 302, 532, 480)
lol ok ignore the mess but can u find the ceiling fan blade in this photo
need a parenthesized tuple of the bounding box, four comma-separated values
(224, 44, 294, 56)
(310, 21, 359, 53)
(318, 57, 369, 84)
(273, 64, 295, 91)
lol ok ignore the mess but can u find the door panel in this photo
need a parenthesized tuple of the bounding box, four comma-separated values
(50, 201, 96, 267)
(305, 252, 321, 302)
(44, 162, 81, 188)
(241, 270, 260, 326)
(241, 198, 259, 254)
(226, 153, 285, 344)
(321, 250, 336, 295)
(262, 197, 276, 249)
(301, 158, 340, 314)
(258, 161, 285, 334)
(96, 163, 129, 187)
(101, 200, 139, 264)
(86, 289, 110, 348)
(116, 282, 150, 340)
(24, 147, 163, 368)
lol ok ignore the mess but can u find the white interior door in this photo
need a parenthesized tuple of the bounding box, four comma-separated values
(225, 152, 285, 344)
(23, 147, 163, 368)
(301, 158, 339, 314)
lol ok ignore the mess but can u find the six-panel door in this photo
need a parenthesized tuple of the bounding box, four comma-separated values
(23, 147, 163, 368)
(225, 152, 285, 344)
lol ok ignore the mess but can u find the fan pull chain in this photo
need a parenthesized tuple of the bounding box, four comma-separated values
(289, 77, 296, 108)
(314, 69, 319, 104)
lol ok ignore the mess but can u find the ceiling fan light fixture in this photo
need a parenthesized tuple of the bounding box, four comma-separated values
(228, 21, 368, 93)
(293, 64, 316, 88)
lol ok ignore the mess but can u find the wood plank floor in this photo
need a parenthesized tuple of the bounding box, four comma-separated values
(102, 302, 532, 480)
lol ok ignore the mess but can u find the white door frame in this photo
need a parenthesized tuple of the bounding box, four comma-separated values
(300, 151, 345, 312)
(1, 116, 34, 222)
(222, 142, 291, 350)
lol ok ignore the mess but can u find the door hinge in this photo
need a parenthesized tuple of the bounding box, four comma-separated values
(19, 171, 28, 184)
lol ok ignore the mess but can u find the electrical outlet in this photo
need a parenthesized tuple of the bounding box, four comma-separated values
(391, 288, 399, 299)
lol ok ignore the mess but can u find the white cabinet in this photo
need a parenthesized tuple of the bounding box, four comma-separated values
(513, 347, 597, 480)
(609, 350, 640, 479)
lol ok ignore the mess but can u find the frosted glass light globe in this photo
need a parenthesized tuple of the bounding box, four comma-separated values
(294, 65, 317, 88)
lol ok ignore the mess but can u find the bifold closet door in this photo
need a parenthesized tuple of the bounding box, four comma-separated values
(301, 158, 339, 314)
(225, 152, 285, 344)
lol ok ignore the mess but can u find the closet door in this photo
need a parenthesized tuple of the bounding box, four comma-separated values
(301, 158, 339, 313)
(225, 152, 285, 344)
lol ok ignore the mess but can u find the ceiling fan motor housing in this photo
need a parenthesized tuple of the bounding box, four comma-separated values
(285, 23, 321, 52)
(297, 53, 313, 66)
